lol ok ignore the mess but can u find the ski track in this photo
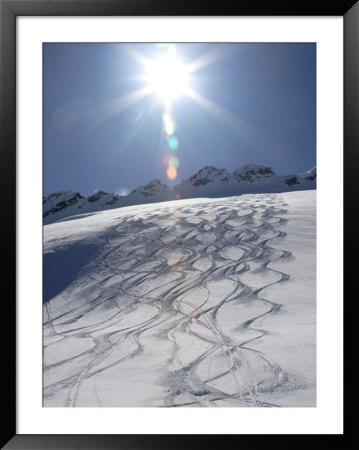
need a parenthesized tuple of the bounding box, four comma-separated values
(43, 194, 303, 407)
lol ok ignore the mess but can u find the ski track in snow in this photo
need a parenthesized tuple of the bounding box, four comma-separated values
(43, 193, 311, 407)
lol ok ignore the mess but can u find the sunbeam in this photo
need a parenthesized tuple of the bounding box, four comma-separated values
(186, 44, 236, 74)
(187, 88, 279, 156)
(83, 86, 152, 131)
(122, 45, 152, 71)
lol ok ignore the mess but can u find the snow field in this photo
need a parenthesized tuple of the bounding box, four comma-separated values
(43, 191, 316, 407)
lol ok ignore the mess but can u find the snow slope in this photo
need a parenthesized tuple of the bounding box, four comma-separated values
(43, 164, 316, 224)
(43, 190, 316, 407)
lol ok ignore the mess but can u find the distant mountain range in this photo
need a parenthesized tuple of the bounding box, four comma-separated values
(43, 163, 316, 224)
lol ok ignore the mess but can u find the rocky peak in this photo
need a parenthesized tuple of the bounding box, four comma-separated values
(131, 179, 167, 197)
(188, 166, 231, 187)
(302, 167, 316, 182)
(88, 190, 109, 203)
(233, 163, 274, 183)
(43, 191, 84, 218)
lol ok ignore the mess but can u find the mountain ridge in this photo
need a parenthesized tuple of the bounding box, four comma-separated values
(43, 163, 316, 224)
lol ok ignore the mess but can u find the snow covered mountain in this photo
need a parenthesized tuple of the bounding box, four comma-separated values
(233, 163, 274, 182)
(187, 166, 231, 186)
(43, 163, 316, 224)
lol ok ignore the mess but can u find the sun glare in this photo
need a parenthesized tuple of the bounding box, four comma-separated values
(145, 46, 189, 102)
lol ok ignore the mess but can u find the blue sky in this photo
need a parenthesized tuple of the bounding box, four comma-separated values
(43, 43, 316, 196)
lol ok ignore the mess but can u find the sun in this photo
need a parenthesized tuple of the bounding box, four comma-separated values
(145, 46, 189, 102)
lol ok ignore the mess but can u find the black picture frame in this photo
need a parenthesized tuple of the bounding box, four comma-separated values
(1, 0, 356, 448)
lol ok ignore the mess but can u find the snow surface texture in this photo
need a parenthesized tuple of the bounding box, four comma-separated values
(43, 190, 316, 407)
(43, 164, 316, 225)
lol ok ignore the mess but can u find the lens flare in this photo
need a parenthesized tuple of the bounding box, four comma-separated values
(167, 135, 179, 150)
(166, 166, 177, 180)
(162, 113, 176, 135)
(162, 153, 171, 167)
(168, 155, 179, 168)
(163, 153, 179, 169)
